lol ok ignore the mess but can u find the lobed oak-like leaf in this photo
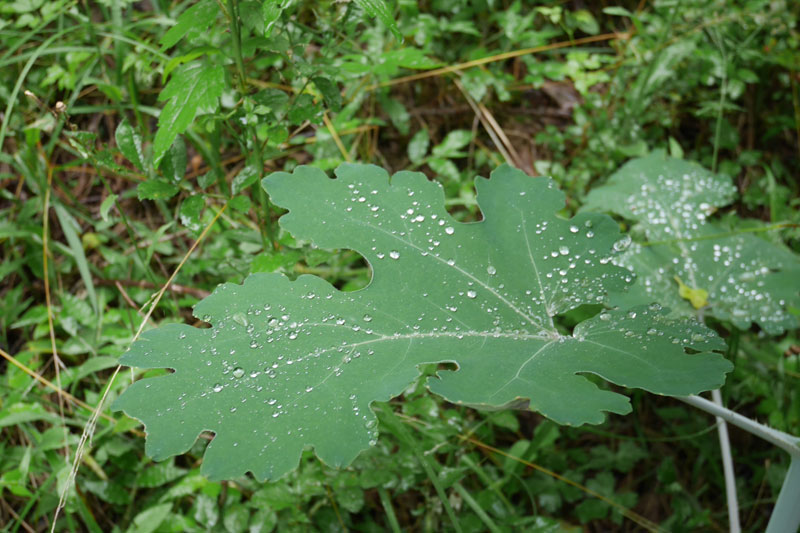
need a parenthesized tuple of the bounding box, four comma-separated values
(113, 163, 732, 480)
(584, 152, 800, 334)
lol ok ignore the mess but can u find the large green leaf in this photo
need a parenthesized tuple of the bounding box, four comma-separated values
(113, 163, 731, 480)
(152, 62, 224, 166)
(584, 152, 800, 334)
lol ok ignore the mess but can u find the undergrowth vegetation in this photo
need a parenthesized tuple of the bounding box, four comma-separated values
(1, 0, 799, 531)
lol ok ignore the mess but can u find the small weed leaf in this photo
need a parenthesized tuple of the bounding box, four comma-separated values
(585, 152, 800, 334)
(353, 0, 401, 41)
(153, 62, 225, 166)
(115, 119, 145, 172)
(113, 163, 731, 480)
(160, 0, 219, 50)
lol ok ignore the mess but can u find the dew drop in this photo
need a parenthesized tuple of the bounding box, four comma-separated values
(613, 235, 632, 252)
(445, 226, 455, 235)
(213, 384, 223, 393)
(389, 250, 400, 260)
(487, 265, 497, 275)
(232, 367, 245, 379)
(466, 290, 477, 299)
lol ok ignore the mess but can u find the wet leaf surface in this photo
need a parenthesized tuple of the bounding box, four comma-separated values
(114, 163, 731, 480)
(585, 152, 800, 334)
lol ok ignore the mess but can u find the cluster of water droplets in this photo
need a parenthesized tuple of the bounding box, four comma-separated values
(591, 302, 717, 348)
(622, 169, 736, 239)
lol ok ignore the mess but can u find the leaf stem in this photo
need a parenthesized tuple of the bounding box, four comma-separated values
(678, 395, 800, 458)
(710, 389, 741, 533)
(679, 393, 800, 533)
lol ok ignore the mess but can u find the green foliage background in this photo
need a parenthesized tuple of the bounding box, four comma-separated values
(0, 0, 798, 531)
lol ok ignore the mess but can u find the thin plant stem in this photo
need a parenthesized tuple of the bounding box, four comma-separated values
(377, 487, 402, 533)
(711, 388, 741, 533)
(709, 28, 727, 173)
(680, 395, 800, 532)
(453, 483, 501, 533)
(678, 395, 800, 458)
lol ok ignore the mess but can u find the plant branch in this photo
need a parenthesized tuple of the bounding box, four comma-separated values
(678, 395, 800, 457)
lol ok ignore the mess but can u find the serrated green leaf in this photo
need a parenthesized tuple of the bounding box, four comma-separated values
(239, 1, 264, 34)
(113, 163, 731, 481)
(180, 195, 205, 232)
(137, 180, 179, 200)
(115, 119, 145, 171)
(153, 62, 224, 166)
(585, 153, 800, 334)
(229, 195, 251, 213)
(161, 0, 218, 50)
(312, 77, 342, 112)
(262, 0, 285, 37)
(163, 46, 221, 83)
(253, 89, 289, 113)
(353, 0, 401, 40)
(160, 137, 187, 183)
(287, 94, 321, 125)
(138, 461, 188, 488)
(231, 165, 261, 195)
